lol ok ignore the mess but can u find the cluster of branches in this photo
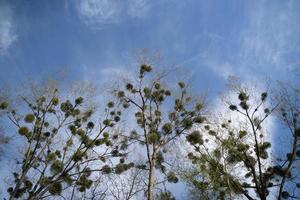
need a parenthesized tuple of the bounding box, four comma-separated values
(183, 81, 300, 200)
(0, 65, 299, 200)
(0, 85, 132, 199)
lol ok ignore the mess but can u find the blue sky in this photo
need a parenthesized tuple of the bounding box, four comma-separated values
(1, 0, 299, 90)
(0, 0, 299, 199)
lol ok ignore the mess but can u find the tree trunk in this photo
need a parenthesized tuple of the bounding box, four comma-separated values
(260, 194, 266, 200)
(147, 159, 156, 200)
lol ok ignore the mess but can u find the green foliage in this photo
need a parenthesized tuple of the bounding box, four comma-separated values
(46, 152, 57, 162)
(239, 101, 249, 110)
(296, 150, 300, 157)
(264, 108, 270, 114)
(212, 149, 221, 159)
(102, 165, 112, 174)
(60, 100, 73, 113)
(4, 88, 122, 196)
(48, 182, 62, 195)
(182, 86, 294, 200)
(24, 113, 35, 123)
(25, 180, 33, 190)
(76, 173, 93, 192)
(50, 160, 64, 174)
(103, 132, 109, 138)
(52, 97, 59, 105)
(261, 92, 268, 101)
(13, 189, 25, 198)
(117, 91, 125, 98)
(0, 101, 9, 109)
(186, 131, 203, 145)
(154, 82, 161, 90)
(195, 103, 204, 111)
(229, 105, 237, 111)
(44, 121, 49, 127)
(75, 97, 84, 104)
(126, 83, 134, 90)
(107, 101, 115, 108)
(76, 128, 85, 137)
(103, 119, 112, 126)
(194, 116, 205, 123)
(18, 126, 29, 136)
(44, 131, 51, 137)
(295, 128, 300, 137)
(156, 151, 165, 172)
(155, 191, 176, 200)
(115, 163, 129, 174)
(113, 64, 207, 200)
(238, 130, 247, 138)
(105, 140, 113, 146)
(4, 85, 126, 198)
(208, 130, 216, 136)
(7, 187, 13, 194)
(178, 81, 185, 89)
(55, 150, 61, 158)
(95, 139, 104, 146)
(183, 118, 193, 129)
(140, 64, 152, 76)
(2, 65, 299, 200)
(162, 123, 172, 134)
(87, 121, 94, 129)
(165, 90, 171, 96)
(66, 139, 73, 146)
(72, 150, 85, 162)
(114, 116, 120, 122)
(281, 191, 289, 199)
(72, 109, 80, 116)
(238, 92, 249, 101)
(167, 171, 178, 183)
(148, 132, 159, 144)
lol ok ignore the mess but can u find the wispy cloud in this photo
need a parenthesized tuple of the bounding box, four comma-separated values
(127, 0, 151, 18)
(238, 1, 300, 71)
(207, 84, 276, 191)
(0, 1, 17, 56)
(75, 0, 152, 28)
(99, 66, 134, 81)
(76, 0, 121, 26)
(187, 1, 300, 81)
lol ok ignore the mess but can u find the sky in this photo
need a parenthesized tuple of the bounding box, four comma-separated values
(0, 0, 299, 89)
(0, 0, 299, 199)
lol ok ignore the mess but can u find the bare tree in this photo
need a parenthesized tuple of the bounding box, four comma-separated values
(0, 86, 11, 159)
(1, 81, 132, 199)
(275, 82, 300, 200)
(107, 167, 146, 200)
(115, 64, 206, 200)
(184, 79, 300, 200)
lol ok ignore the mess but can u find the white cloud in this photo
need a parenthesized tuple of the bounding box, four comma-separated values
(188, 1, 300, 81)
(75, 0, 153, 28)
(0, 2, 17, 55)
(238, 1, 299, 71)
(170, 82, 277, 199)
(76, 0, 121, 26)
(214, 87, 275, 140)
(99, 66, 134, 80)
(127, 0, 151, 18)
(210, 85, 277, 197)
